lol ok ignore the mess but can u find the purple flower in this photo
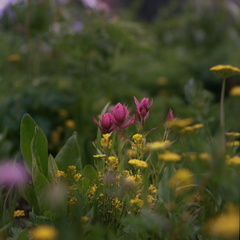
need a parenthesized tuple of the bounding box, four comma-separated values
(71, 21, 83, 33)
(0, 161, 29, 187)
(110, 103, 135, 130)
(134, 97, 153, 124)
(93, 112, 115, 134)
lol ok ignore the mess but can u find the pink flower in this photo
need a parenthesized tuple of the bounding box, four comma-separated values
(0, 161, 29, 187)
(166, 108, 175, 121)
(110, 103, 135, 130)
(134, 97, 153, 123)
(93, 112, 115, 134)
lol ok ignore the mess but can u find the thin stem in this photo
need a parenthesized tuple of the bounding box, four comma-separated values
(220, 78, 226, 131)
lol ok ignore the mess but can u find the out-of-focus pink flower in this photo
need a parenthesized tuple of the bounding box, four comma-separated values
(134, 97, 153, 123)
(110, 103, 135, 130)
(81, 0, 110, 12)
(166, 108, 175, 121)
(0, 161, 29, 187)
(93, 112, 115, 134)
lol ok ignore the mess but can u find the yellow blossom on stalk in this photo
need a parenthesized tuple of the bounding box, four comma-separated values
(111, 197, 123, 211)
(65, 119, 76, 128)
(74, 173, 82, 182)
(132, 133, 144, 143)
(56, 170, 67, 178)
(134, 174, 143, 184)
(156, 76, 168, 85)
(199, 152, 212, 161)
(8, 54, 21, 62)
(124, 176, 137, 188)
(166, 118, 194, 129)
(93, 154, 106, 158)
(147, 195, 155, 203)
(13, 210, 25, 218)
(81, 216, 89, 222)
(88, 184, 97, 198)
(30, 225, 58, 240)
(180, 123, 203, 134)
(183, 152, 197, 161)
(69, 197, 77, 205)
(148, 184, 157, 194)
(126, 149, 137, 157)
(105, 156, 119, 170)
(226, 141, 240, 147)
(101, 134, 112, 149)
(146, 141, 171, 151)
(130, 197, 144, 211)
(229, 86, 240, 97)
(69, 185, 78, 191)
(58, 109, 68, 118)
(226, 156, 240, 165)
(169, 168, 194, 190)
(158, 151, 181, 162)
(68, 165, 77, 174)
(225, 132, 240, 138)
(210, 64, 240, 78)
(206, 204, 240, 238)
(128, 159, 148, 168)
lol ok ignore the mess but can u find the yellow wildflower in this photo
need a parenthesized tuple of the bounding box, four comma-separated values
(105, 156, 119, 170)
(132, 134, 144, 143)
(13, 210, 25, 218)
(93, 154, 106, 158)
(130, 197, 144, 210)
(74, 173, 82, 182)
(81, 216, 89, 222)
(8, 54, 21, 62)
(158, 151, 181, 162)
(56, 170, 67, 178)
(68, 197, 77, 205)
(226, 141, 240, 147)
(69, 185, 78, 191)
(183, 152, 197, 161)
(111, 197, 123, 211)
(58, 109, 68, 118)
(210, 64, 240, 78)
(166, 118, 194, 129)
(148, 184, 157, 194)
(169, 168, 194, 190)
(147, 195, 155, 203)
(146, 141, 171, 151)
(126, 149, 137, 157)
(229, 86, 240, 97)
(88, 184, 97, 198)
(30, 225, 58, 240)
(128, 159, 148, 168)
(68, 165, 77, 174)
(226, 132, 240, 138)
(199, 152, 212, 161)
(65, 119, 76, 128)
(206, 204, 240, 238)
(180, 123, 203, 134)
(124, 176, 137, 188)
(156, 76, 168, 85)
(226, 156, 240, 165)
(101, 134, 112, 149)
(50, 130, 61, 144)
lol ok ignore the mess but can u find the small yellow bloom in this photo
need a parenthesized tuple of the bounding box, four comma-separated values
(58, 109, 68, 118)
(128, 159, 148, 168)
(8, 54, 21, 62)
(169, 168, 194, 190)
(81, 216, 89, 222)
(229, 86, 240, 97)
(166, 118, 194, 129)
(180, 123, 203, 134)
(13, 210, 25, 218)
(126, 149, 137, 157)
(132, 134, 143, 143)
(183, 152, 197, 161)
(210, 64, 240, 78)
(156, 76, 168, 85)
(146, 141, 171, 151)
(74, 173, 82, 182)
(206, 204, 239, 238)
(158, 151, 181, 162)
(68, 197, 77, 205)
(226, 156, 240, 165)
(147, 195, 155, 203)
(56, 170, 67, 178)
(225, 132, 240, 138)
(129, 197, 144, 208)
(65, 119, 76, 128)
(93, 154, 106, 158)
(199, 152, 212, 161)
(68, 165, 77, 174)
(226, 141, 240, 147)
(101, 134, 112, 149)
(148, 184, 157, 194)
(30, 225, 58, 240)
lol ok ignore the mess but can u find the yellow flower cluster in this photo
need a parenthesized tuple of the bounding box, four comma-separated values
(68, 165, 77, 174)
(88, 184, 97, 199)
(226, 155, 240, 165)
(129, 197, 144, 212)
(68, 197, 77, 205)
(111, 197, 124, 211)
(229, 86, 240, 97)
(30, 225, 58, 240)
(8, 54, 21, 62)
(101, 134, 112, 149)
(146, 141, 171, 151)
(128, 159, 148, 168)
(56, 170, 67, 178)
(13, 210, 25, 218)
(105, 156, 119, 171)
(166, 118, 194, 129)
(183, 152, 212, 161)
(226, 141, 240, 147)
(158, 151, 181, 162)
(180, 123, 203, 134)
(225, 132, 240, 138)
(210, 64, 240, 78)
(93, 154, 106, 158)
(148, 184, 157, 194)
(74, 173, 82, 182)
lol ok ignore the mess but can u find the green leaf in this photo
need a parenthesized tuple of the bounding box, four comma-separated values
(20, 114, 48, 177)
(82, 165, 98, 182)
(48, 154, 58, 180)
(55, 132, 82, 172)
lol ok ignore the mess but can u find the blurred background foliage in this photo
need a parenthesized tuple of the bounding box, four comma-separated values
(0, 0, 239, 162)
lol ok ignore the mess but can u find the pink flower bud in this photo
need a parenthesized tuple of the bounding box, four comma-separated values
(93, 112, 115, 134)
(166, 108, 175, 121)
(134, 97, 153, 123)
(110, 103, 135, 129)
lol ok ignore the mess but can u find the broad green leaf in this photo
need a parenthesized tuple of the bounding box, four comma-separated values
(55, 132, 82, 172)
(48, 154, 58, 180)
(82, 165, 98, 182)
(18, 184, 40, 215)
(20, 114, 48, 177)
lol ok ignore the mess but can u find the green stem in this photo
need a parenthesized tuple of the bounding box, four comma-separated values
(220, 78, 226, 131)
